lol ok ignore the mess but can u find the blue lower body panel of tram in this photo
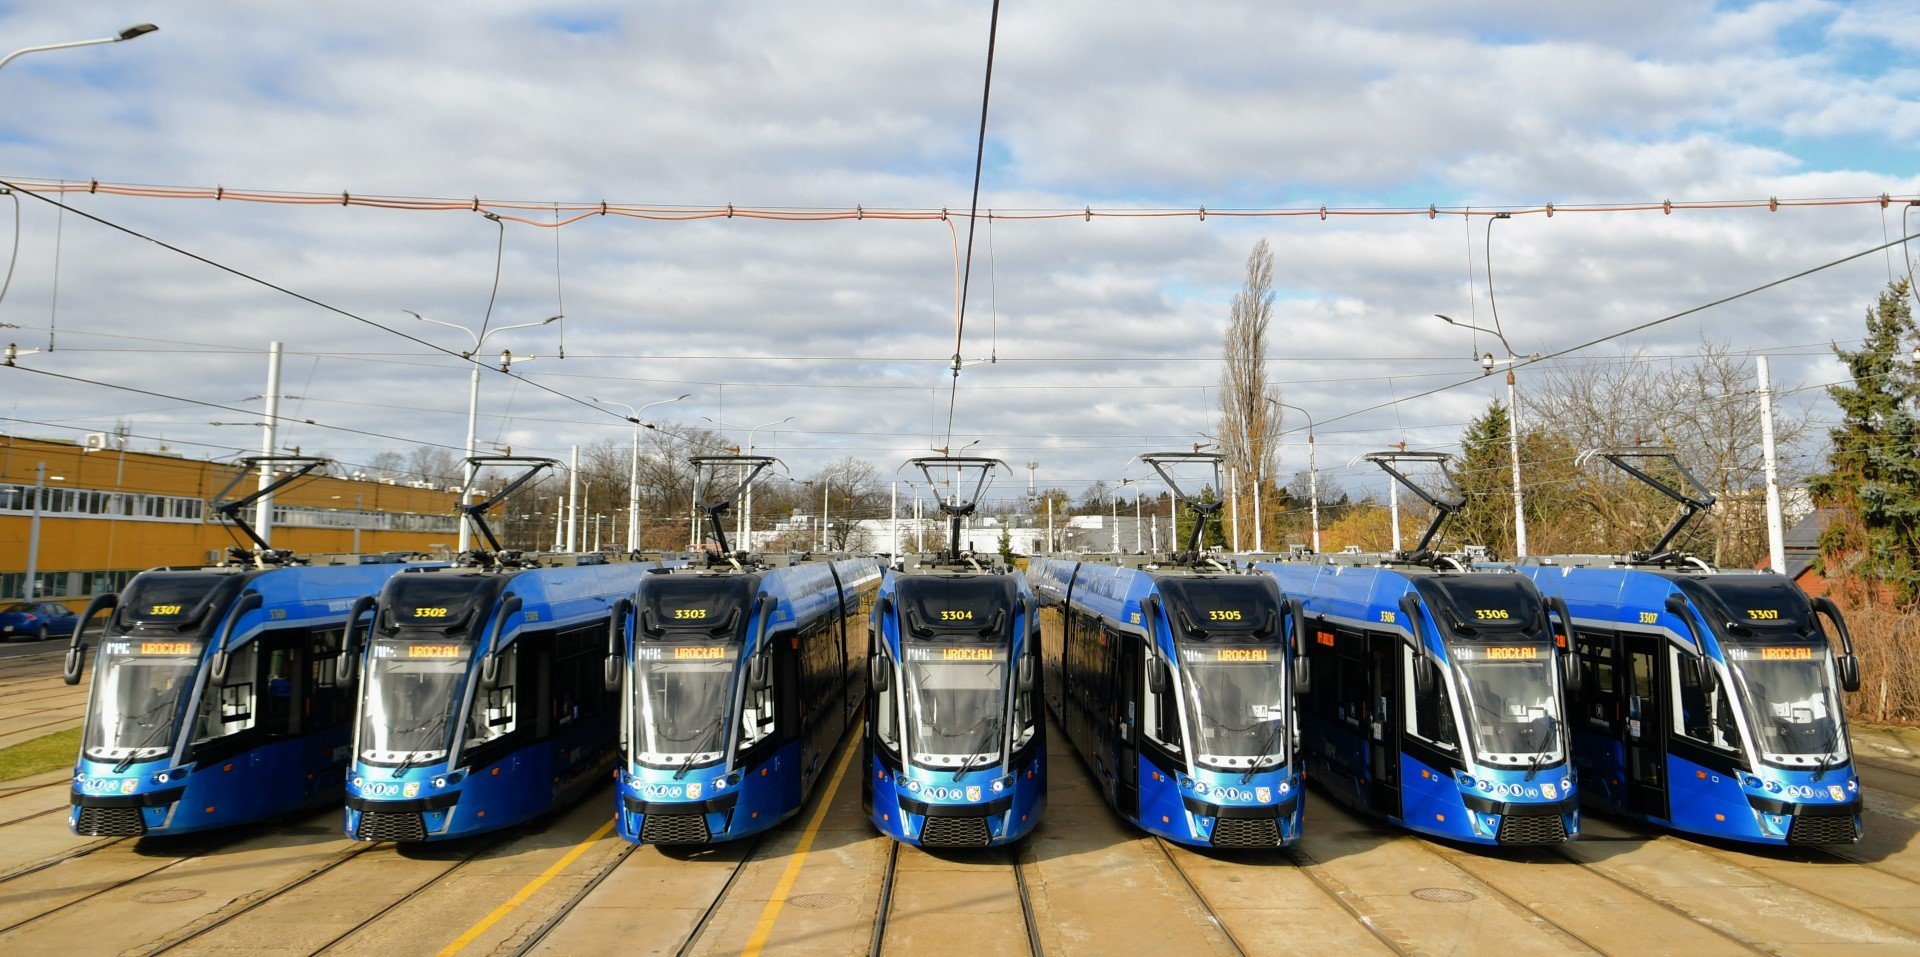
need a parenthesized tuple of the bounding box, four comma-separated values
(866, 750, 1045, 848)
(1309, 728, 1577, 845)
(345, 719, 615, 842)
(617, 739, 808, 845)
(1136, 763, 1304, 849)
(1569, 728, 1861, 844)
(72, 729, 351, 837)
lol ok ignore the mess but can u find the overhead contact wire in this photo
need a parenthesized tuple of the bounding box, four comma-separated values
(943, 0, 1003, 452)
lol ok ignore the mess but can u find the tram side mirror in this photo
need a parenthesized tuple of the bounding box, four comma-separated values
(869, 654, 889, 693)
(1560, 652, 1581, 694)
(1838, 653, 1862, 694)
(337, 595, 377, 686)
(1413, 657, 1436, 697)
(1293, 655, 1311, 696)
(1148, 661, 1168, 694)
(748, 654, 769, 692)
(1018, 654, 1034, 693)
(64, 592, 117, 685)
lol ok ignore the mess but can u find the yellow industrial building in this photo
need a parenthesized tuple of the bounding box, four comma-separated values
(1, 434, 462, 602)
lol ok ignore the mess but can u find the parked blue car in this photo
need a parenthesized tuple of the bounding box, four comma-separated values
(1, 601, 78, 642)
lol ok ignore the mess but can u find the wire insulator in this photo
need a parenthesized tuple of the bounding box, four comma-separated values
(1662, 200, 1671, 215)
(1198, 206, 1206, 221)
(215, 186, 224, 201)
(1768, 197, 1779, 212)
(1319, 205, 1327, 220)
(1428, 204, 1437, 220)
(1084, 206, 1091, 222)
(1545, 203, 1554, 218)
(88, 179, 98, 193)
(856, 204, 863, 220)
(1881, 193, 1892, 208)
(599, 201, 607, 216)
(343, 192, 351, 206)
(726, 203, 734, 218)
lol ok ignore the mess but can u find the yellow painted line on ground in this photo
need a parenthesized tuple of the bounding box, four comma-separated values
(436, 817, 617, 957)
(740, 740, 862, 956)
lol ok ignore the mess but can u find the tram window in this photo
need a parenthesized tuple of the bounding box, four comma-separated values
(740, 650, 776, 750)
(1576, 634, 1615, 729)
(1142, 658, 1183, 752)
(1672, 648, 1739, 753)
(874, 648, 901, 755)
(466, 645, 517, 746)
(197, 643, 259, 741)
(1331, 642, 1368, 729)
(1403, 648, 1457, 750)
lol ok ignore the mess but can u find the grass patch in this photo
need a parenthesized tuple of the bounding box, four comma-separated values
(0, 726, 81, 783)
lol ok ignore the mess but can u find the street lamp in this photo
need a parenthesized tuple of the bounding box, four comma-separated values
(590, 392, 690, 551)
(1436, 313, 1538, 558)
(1117, 478, 1144, 553)
(1268, 398, 1320, 553)
(407, 310, 560, 552)
(24, 464, 66, 600)
(0, 23, 158, 75)
(700, 415, 794, 548)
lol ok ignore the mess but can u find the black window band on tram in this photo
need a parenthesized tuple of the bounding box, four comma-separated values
(115, 573, 242, 633)
(1676, 577, 1813, 637)
(383, 576, 501, 633)
(638, 576, 756, 638)
(1154, 576, 1283, 640)
(895, 576, 1018, 641)
(1413, 577, 1545, 637)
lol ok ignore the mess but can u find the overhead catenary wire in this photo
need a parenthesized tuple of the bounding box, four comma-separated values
(943, 0, 1004, 452)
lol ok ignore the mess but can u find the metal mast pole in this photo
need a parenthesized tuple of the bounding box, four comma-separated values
(566, 445, 580, 552)
(24, 463, 44, 598)
(1757, 355, 1787, 573)
(1508, 370, 1527, 558)
(256, 342, 283, 546)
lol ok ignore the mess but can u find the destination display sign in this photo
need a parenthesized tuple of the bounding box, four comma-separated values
(1453, 644, 1547, 662)
(672, 645, 730, 660)
(1727, 645, 1817, 661)
(406, 644, 464, 659)
(904, 646, 1004, 663)
(1180, 645, 1275, 664)
(104, 639, 202, 657)
(371, 640, 471, 661)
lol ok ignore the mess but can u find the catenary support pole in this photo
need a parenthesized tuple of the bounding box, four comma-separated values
(1758, 355, 1787, 574)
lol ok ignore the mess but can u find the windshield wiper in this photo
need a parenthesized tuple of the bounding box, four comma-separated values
(390, 711, 452, 780)
(112, 704, 180, 773)
(1811, 718, 1840, 782)
(952, 718, 1002, 781)
(1523, 713, 1558, 782)
(1240, 720, 1285, 785)
(672, 721, 725, 781)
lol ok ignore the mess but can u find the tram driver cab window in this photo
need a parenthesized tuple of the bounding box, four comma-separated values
(1403, 647, 1457, 751)
(467, 644, 518, 747)
(1142, 657, 1182, 753)
(739, 649, 777, 751)
(873, 641, 901, 756)
(196, 643, 259, 743)
(1672, 647, 1739, 754)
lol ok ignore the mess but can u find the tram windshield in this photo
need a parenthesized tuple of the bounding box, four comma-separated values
(83, 639, 203, 764)
(632, 644, 740, 770)
(1450, 643, 1563, 767)
(902, 644, 1007, 771)
(1725, 643, 1847, 768)
(1179, 644, 1288, 772)
(357, 638, 473, 765)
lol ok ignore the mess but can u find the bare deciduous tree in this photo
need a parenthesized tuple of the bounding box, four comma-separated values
(1218, 239, 1282, 545)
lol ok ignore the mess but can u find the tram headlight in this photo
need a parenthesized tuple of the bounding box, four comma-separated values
(351, 775, 363, 788)
(431, 776, 448, 789)
(1561, 776, 1573, 793)
(1458, 775, 1477, 790)
(153, 772, 169, 785)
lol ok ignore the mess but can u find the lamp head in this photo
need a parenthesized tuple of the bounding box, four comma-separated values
(117, 24, 158, 41)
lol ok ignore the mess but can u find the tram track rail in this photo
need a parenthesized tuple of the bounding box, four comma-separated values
(1149, 838, 1245, 957)
(0, 835, 128, 884)
(1541, 843, 1774, 955)
(673, 834, 766, 957)
(1404, 837, 1608, 955)
(1010, 842, 1043, 957)
(1656, 833, 1920, 939)
(303, 832, 521, 955)
(134, 840, 383, 956)
(504, 839, 641, 957)
(0, 836, 218, 937)
(1276, 843, 1414, 956)
(866, 840, 899, 957)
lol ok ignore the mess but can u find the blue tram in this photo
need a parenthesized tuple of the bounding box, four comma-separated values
(1514, 448, 1863, 845)
(864, 457, 1044, 848)
(1031, 557, 1306, 848)
(62, 455, 435, 838)
(613, 556, 881, 845)
(343, 558, 661, 842)
(1250, 451, 1579, 846)
(63, 557, 425, 837)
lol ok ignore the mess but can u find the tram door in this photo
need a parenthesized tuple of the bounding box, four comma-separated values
(1114, 629, 1142, 819)
(1366, 634, 1402, 818)
(1622, 633, 1668, 818)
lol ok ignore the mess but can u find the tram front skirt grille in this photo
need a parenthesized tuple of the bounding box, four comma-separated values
(919, 815, 992, 848)
(1496, 813, 1568, 845)
(1788, 814, 1859, 845)
(355, 810, 427, 843)
(641, 814, 711, 845)
(74, 805, 146, 837)
(1210, 816, 1280, 848)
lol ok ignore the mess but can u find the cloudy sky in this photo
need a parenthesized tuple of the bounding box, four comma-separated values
(1, 1, 1915, 508)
